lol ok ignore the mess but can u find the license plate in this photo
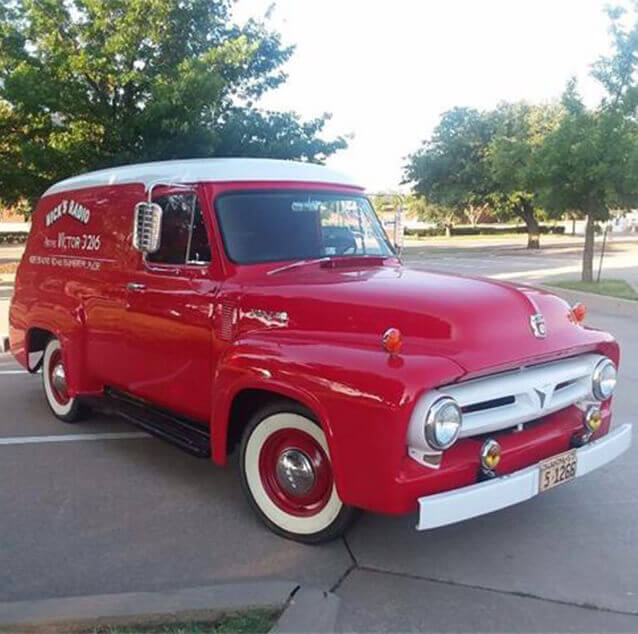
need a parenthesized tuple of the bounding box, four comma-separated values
(539, 450, 577, 492)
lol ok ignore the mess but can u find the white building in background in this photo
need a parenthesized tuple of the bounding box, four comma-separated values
(609, 210, 638, 233)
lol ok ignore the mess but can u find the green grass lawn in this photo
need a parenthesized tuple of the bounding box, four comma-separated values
(549, 278, 638, 301)
(87, 609, 280, 634)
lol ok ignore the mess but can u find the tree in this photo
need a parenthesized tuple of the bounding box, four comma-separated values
(487, 102, 563, 248)
(0, 0, 346, 206)
(404, 104, 560, 247)
(536, 4, 638, 281)
(464, 202, 489, 226)
(404, 107, 494, 235)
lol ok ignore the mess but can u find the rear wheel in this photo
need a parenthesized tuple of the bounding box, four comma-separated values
(239, 401, 359, 543)
(42, 338, 86, 422)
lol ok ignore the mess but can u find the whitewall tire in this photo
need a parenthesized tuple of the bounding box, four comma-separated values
(239, 401, 359, 543)
(42, 338, 86, 422)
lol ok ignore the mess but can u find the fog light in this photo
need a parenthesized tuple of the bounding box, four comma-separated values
(584, 405, 602, 433)
(480, 439, 501, 471)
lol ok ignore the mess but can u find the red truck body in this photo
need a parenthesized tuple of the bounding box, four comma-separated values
(9, 159, 631, 541)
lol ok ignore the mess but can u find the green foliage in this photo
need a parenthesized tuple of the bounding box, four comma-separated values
(404, 224, 565, 238)
(405, 2, 638, 265)
(0, 232, 28, 246)
(487, 101, 563, 217)
(369, 192, 446, 224)
(536, 4, 638, 279)
(536, 84, 638, 219)
(88, 609, 280, 633)
(0, 0, 346, 203)
(404, 102, 561, 246)
(404, 107, 494, 216)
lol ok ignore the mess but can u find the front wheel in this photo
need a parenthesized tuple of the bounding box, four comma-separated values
(239, 402, 359, 543)
(42, 338, 87, 422)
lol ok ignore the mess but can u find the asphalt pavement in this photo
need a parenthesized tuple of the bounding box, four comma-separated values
(402, 236, 638, 289)
(1, 240, 637, 631)
(1, 308, 636, 632)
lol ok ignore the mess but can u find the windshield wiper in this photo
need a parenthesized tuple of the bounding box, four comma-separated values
(268, 255, 392, 275)
(319, 255, 390, 269)
(267, 257, 332, 276)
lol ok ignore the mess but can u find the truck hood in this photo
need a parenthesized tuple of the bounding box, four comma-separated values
(237, 264, 613, 377)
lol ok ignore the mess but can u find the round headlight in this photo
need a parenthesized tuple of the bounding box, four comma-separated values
(425, 397, 462, 450)
(592, 358, 617, 401)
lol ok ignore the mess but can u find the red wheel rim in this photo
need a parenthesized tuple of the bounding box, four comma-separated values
(48, 349, 70, 405)
(258, 428, 333, 517)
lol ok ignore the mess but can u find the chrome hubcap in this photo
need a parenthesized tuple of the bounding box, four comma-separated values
(51, 363, 67, 394)
(275, 449, 316, 496)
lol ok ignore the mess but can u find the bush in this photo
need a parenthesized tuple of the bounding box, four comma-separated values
(0, 232, 28, 245)
(403, 224, 565, 238)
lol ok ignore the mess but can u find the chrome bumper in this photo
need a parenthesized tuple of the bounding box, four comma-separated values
(417, 423, 632, 530)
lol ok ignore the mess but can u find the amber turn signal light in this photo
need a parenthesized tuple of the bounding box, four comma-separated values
(571, 303, 586, 323)
(480, 439, 502, 471)
(381, 328, 402, 354)
(584, 405, 602, 433)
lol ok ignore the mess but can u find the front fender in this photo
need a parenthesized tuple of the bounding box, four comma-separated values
(211, 333, 464, 511)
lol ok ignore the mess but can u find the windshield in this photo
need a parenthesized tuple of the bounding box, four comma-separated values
(215, 191, 394, 264)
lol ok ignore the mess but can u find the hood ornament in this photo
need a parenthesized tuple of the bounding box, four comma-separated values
(530, 313, 546, 339)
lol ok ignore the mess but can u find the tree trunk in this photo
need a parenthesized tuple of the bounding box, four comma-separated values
(582, 214, 596, 282)
(445, 223, 452, 237)
(465, 202, 489, 227)
(571, 216, 576, 236)
(518, 200, 540, 249)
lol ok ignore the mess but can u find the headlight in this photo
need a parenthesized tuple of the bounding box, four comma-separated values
(425, 397, 462, 449)
(592, 358, 617, 401)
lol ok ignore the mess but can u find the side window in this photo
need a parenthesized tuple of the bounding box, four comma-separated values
(147, 193, 211, 265)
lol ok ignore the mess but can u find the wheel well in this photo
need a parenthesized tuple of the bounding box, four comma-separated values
(26, 327, 54, 371)
(225, 389, 316, 455)
(28, 327, 53, 354)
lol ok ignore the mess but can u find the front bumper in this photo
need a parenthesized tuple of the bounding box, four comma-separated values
(417, 423, 632, 530)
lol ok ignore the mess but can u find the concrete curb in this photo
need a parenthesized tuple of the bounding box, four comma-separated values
(0, 581, 298, 633)
(542, 285, 638, 318)
(272, 587, 341, 633)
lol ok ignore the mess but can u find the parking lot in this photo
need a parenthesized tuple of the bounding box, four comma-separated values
(1, 305, 637, 631)
(402, 236, 638, 288)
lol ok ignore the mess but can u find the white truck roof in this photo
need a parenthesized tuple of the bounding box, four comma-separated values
(43, 158, 362, 196)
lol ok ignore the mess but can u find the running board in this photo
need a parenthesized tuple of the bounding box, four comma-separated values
(103, 387, 211, 457)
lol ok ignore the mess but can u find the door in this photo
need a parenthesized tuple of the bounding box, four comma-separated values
(119, 187, 218, 422)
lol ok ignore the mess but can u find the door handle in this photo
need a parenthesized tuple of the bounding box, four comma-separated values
(126, 282, 146, 292)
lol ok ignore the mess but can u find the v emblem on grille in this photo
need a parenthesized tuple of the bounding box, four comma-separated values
(534, 387, 548, 408)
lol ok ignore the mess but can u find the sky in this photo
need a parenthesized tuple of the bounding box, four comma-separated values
(234, 0, 616, 192)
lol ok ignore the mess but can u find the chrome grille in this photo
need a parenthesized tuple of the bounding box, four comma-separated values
(439, 353, 603, 438)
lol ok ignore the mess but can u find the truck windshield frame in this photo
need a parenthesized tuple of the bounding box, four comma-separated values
(214, 189, 394, 265)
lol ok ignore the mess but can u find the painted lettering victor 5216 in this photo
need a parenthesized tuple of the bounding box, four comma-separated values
(9, 158, 632, 543)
